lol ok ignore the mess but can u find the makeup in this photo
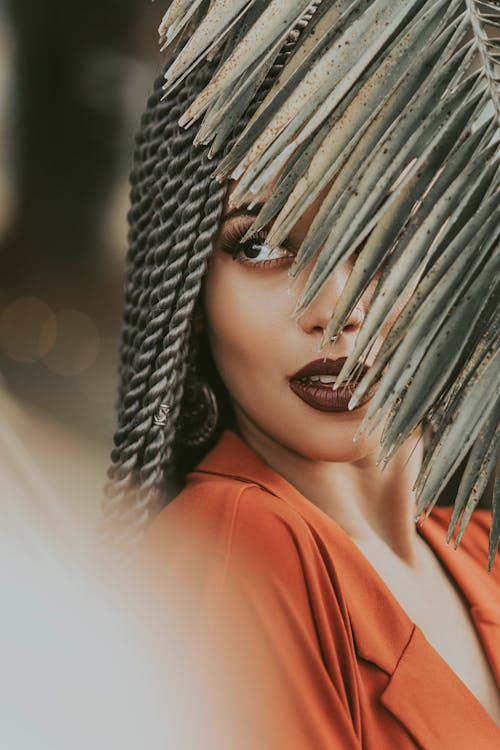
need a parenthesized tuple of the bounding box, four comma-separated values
(288, 357, 380, 412)
(219, 222, 295, 269)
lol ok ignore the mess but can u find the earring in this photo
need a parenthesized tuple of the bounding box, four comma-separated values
(176, 335, 219, 447)
(154, 403, 171, 426)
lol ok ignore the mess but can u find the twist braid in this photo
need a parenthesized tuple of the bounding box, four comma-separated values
(101, 63, 223, 547)
(108, 61, 216, 494)
(117, 75, 190, 405)
(117, 91, 195, 424)
(117, 82, 162, 406)
(139, 173, 228, 498)
(111, 148, 221, 501)
(100, 10, 320, 561)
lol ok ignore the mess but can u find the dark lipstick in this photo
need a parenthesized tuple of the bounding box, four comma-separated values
(288, 357, 379, 412)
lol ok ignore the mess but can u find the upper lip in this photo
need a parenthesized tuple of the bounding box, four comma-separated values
(289, 357, 370, 381)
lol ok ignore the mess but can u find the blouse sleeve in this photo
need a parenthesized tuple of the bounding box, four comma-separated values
(137, 480, 361, 749)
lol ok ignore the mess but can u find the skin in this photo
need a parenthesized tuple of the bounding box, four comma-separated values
(199, 175, 437, 575)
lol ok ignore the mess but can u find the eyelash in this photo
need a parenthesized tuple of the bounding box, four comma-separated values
(219, 223, 295, 270)
(219, 221, 369, 273)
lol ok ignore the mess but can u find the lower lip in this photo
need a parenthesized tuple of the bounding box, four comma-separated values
(288, 379, 379, 412)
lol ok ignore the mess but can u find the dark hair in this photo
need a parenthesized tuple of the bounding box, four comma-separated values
(98, 16, 317, 558)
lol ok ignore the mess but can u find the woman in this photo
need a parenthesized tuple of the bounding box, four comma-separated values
(101, 12, 500, 749)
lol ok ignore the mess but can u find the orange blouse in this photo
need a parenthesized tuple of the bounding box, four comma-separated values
(139, 429, 500, 749)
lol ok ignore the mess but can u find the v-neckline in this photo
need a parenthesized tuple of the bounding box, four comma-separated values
(341, 504, 500, 684)
(308, 496, 500, 696)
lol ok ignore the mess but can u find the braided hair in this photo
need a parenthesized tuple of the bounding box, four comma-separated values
(98, 12, 320, 561)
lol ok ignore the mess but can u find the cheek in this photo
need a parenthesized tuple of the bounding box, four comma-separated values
(202, 256, 289, 390)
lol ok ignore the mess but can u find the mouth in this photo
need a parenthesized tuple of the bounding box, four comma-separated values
(288, 356, 380, 413)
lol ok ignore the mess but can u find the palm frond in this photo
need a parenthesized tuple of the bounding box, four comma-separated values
(159, 0, 500, 567)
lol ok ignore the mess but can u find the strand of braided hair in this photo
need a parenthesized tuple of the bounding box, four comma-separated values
(99, 11, 320, 563)
(116, 73, 186, 406)
(100, 60, 226, 560)
(110, 75, 201, 490)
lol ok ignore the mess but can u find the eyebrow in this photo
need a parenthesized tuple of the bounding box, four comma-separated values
(222, 203, 265, 224)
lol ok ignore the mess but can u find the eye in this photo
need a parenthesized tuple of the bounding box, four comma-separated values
(219, 223, 295, 269)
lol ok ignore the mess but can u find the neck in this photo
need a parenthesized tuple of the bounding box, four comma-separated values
(235, 414, 426, 571)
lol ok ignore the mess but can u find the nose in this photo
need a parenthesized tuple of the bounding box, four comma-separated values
(294, 259, 364, 342)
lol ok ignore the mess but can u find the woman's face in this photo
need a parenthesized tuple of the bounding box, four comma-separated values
(201, 179, 415, 463)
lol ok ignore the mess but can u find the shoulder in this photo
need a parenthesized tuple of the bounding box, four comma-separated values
(141, 472, 317, 578)
(137, 472, 347, 645)
(139, 471, 343, 618)
(137, 475, 360, 749)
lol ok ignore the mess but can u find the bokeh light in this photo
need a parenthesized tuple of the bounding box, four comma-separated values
(41, 309, 100, 377)
(0, 296, 56, 363)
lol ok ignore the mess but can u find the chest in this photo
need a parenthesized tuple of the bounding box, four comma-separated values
(372, 555, 500, 727)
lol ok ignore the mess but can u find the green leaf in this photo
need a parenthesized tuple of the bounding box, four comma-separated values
(293, 70, 485, 316)
(413, 346, 500, 522)
(175, 0, 316, 127)
(346, 189, 500, 406)
(238, 0, 453, 247)
(446, 399, 500, 561)
(286, 25, 471, 285)
(353, 205, 499, 447)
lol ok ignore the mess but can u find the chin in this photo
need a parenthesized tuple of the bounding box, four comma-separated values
(262, 414, 381, 464)
(234, 385, 383, 463)
(290, 433, 379, 464)
(284, 398, 381, 456)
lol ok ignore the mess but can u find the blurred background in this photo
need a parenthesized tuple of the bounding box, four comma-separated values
(0, 0, 165, 536)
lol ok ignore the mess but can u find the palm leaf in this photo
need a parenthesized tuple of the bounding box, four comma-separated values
(235, 1, 463, 241)
(448, 400, 500, 563)
(347, 190, 500, 405)
(159, 0, 500, 565)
